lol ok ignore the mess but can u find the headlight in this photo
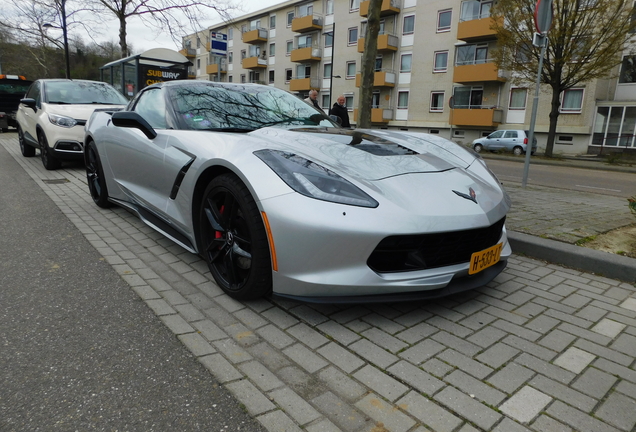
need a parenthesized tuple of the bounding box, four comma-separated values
(48, 113, 77, 128)
(254, 149, 378, 208)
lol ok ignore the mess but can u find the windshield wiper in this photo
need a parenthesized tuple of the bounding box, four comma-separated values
(201, 127, 255, 133)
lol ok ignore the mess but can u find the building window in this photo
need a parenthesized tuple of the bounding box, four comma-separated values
(269, 70, 275, 83)
(619, 55, 636, 83)
(285, 69, 292, 82)
(228, 51, 233, 64)
(561, 88, 584, 113)
(326, 0, 334, 15)
(400, 54, 412, 73)
(430, 92, 444, 111)
(434, 51, 448, 72)
(197, 59, 201, 69)
(296, 64, 311, 79)
(241, 50, 246, 60)
(460, 0, 493, 21)
(403, 15, 415, 35)
(228, 75, 233, 82)
(398, 91, 409, 109)
(346, 61, 356, 78)
(297, 34, 312, 49)
(509, 88, 528, 109)
(228, 28, 233, 40)
(324, 63, 332, 78)
(240, 74, 246, 83)
(348, 27, 358, 45)
(287, 11, 294, 27)
(350, 0, 360, 12)
(298, 3, 313, 17)
(437, 10, 452, 32)
(286, 40, 293, 55)
(325, 32, 333, 48)
(345, 95, 354, 110)
(269, 43, 275, 56)
(321, 94, 330, 108)
(456, 43, 488, 65)
(270, 15, 276, 29)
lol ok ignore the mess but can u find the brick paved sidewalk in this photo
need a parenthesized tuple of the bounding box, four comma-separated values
(2, 133, 635, 432)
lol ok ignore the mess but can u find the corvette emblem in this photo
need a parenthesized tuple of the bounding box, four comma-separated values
(453, 187, 477, 204)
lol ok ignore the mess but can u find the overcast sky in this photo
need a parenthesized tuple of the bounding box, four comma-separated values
(108, 0, 284, 53)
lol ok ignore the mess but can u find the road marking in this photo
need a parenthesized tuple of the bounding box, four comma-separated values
(576, 185, 621, 192)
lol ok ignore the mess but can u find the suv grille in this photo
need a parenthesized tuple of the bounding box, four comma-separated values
(368, 217, 505, 273)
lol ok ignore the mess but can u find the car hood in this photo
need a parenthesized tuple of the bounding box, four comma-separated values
(252, 127, 478, 181)
(44, 103, 126, 121)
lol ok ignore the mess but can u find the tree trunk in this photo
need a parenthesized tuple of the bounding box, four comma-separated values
(118, 11, 128, 58)
(544, 84, 562, 157)
(357, 0, 382, 129)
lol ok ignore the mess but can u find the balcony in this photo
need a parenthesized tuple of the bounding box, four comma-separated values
(291, 14, 323, 32)
(449, 107, 503, 127)
(206, 63, 227, 74)
(179, 48, 196, 58)
(355, 70, 396, 88)
(289, 77, 320, 92)
(242, 56, 268, 69)
(291, 46, 322, 62)
(457, 15, 503, 42)
(353, 107, 394, 123)
(357, 33, 399, 53)
(360, 0, 401, 17)
(187, 67, 196, 79)
(453, 62, 506, 84)
(242, 28, 268, 44)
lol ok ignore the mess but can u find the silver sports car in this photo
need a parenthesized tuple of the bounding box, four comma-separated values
(84, 80, 511, 303)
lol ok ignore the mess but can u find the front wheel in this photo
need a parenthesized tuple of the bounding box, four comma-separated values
(85, 141, 111, 208)
(18, 125, 35, 157)
(199, 174, 272, 300)
(39, 132, 61, 170)
(513, 146, 523, 156)
(473, 144, 483, 153)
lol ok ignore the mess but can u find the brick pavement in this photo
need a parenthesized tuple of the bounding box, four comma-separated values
(2, 133, 636, 432)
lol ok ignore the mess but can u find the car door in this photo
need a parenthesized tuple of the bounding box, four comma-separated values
(18, 81, 41, 144)
(483, 130, 504, 151)
(104, 87, 178, 214)
(501, 130, 520, 151)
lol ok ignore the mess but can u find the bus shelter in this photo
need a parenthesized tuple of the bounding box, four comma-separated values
(100, 48, 191, 98)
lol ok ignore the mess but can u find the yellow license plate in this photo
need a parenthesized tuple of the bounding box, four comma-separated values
(469, 243, 502, 275)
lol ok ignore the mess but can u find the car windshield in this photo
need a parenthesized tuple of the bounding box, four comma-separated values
(170, 83, 336, 131)
(45, 81, 128, 105)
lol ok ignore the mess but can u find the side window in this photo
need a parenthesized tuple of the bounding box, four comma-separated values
(134, 89, 167, 129)
(489, 130, 504, 138)
(504, 131, 518, 138)
(26, 81, 41, 106)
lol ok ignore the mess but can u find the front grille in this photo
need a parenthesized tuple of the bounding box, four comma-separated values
(368, 217, 505, 273)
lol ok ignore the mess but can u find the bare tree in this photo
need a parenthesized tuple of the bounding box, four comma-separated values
(491, 0, 636, 157)
(85, 0, 237, 58)
(357, 0, 382, 129)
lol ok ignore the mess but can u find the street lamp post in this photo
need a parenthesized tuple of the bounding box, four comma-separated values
(43, 0, 70, 79)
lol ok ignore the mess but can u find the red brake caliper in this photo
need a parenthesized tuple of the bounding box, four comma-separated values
(215, 205, 225, 240)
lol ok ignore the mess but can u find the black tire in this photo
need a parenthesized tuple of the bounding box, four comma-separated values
(473, 143, 483, 153)
(199, 173, 272, 300)
(85, 141, 112, 208)
(18, 125, 35, 157)
(513, 146, 523, 156)
(39, 132, 61, 170)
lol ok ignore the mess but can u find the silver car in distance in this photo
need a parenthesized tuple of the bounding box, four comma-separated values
(84, 81, 511, 303)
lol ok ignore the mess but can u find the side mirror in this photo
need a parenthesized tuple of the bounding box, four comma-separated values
(20, 98, 37, 110)
(329, 115, 342, 125)
(111, 111, 157, 139)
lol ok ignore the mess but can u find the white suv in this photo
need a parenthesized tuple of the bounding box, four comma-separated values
(472, 130, 538, 156)
(16, 79, 127, 170)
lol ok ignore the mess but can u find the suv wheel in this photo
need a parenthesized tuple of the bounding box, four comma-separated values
(512, 146, 523, 156)
(473, 144, 483, 153)
(39, 132, 62, 170)
(18, 125, 35, 157)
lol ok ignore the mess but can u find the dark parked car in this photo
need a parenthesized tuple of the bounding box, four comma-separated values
(0, 75, 32, 131)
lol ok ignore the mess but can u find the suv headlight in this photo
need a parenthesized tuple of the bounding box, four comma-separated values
(254, 149, 378, 208)
(48, 113, 77, 128)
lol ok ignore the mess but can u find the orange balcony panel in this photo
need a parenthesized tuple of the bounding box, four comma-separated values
(243, 29, 267, 44)
(355, 71, 396, 88)
(453, 63, 505, 83)
(353, 108, 392, 123)
(206, 64, 226, 74)
(242, 56, 267, 69)
(290, 47, 321, 62)
(289, 78, 319, 92)
(450, 108, 502, 127)
(179, 48, 196, 58)
(291, 15, 322, 33)
(357, 34, 398, 53)
(360, 0, 400, 17)
(457, 16, 503, 42)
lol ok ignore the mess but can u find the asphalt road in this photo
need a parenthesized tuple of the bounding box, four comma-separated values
(484, 158, 636, 197)
(0, 140, 266, 431)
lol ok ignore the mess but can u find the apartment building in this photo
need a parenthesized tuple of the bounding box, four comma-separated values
(181, 0, 636, 156)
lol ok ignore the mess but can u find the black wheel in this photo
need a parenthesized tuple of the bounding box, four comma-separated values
(39, 132, 61, 170)
(85, 141, 111, 208)
(513, 146, 523, 156)
(199, 174, 272, 300)
(18, 125, 35, 157)
(473, 143, 483, 153)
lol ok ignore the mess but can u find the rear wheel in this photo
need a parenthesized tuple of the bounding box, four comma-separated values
(18, 125, 35, 157)
(513, 146, 523, 156)
(85, 141, 111, 208)
(473, 143, 483, 153)
(199, 173, 272, 300)
(39, 132, 61, 170)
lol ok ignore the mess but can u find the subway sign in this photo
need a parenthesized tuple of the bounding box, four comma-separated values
(141, 65, 186, 87)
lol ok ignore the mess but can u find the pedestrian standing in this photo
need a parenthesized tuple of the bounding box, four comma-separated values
(329, 95, 351, 128)
(304, 90, 321, 109)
